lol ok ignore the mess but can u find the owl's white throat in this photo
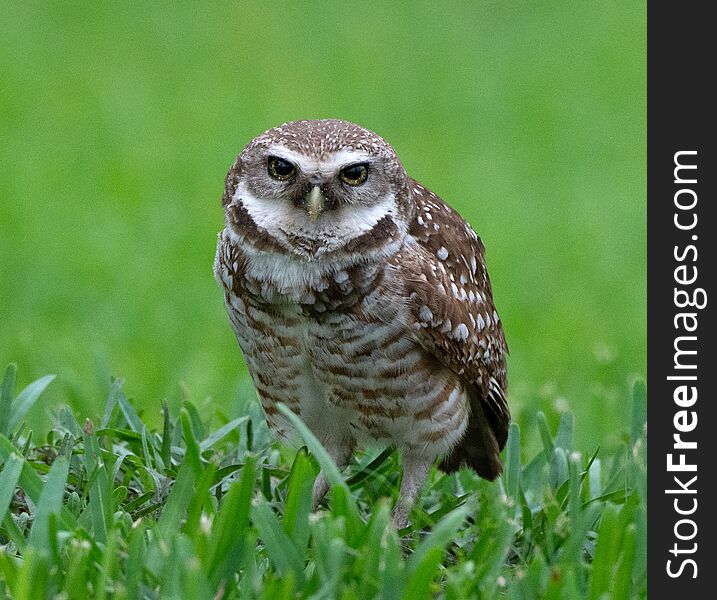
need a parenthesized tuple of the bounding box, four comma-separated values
(226, 183, 404, 296)
(232, 183, 399, 257)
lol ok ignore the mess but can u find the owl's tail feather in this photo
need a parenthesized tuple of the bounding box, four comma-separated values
(439, 388, 507, 480)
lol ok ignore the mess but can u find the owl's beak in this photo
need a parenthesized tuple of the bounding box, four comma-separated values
(305, 186, 326, 222)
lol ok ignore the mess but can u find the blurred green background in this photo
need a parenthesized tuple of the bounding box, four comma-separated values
(0, 1, 645, 451)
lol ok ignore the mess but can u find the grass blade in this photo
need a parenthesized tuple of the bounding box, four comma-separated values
(359, 500, 392, 593)
(346, 447, 394, 487)
(282, 449, 313, 550)
(536, 411, 555, 462)
(0, 434, 75, 529)
(0, 548, 20, 595)
(65, 536, 93, 599)
(555, 411, 574, 452)
(156, 460, 196, 541)
(588, 502, 620, 600)
(402, 547, 442, 600)
(180, 408, 202, 475)
(13, 548, 50, 600)
(184, 463, 216, 539)
(613, 524, 637, 599)
(253, 501, 304, 583)
(205, 454, 256, 586)
(504, 422, 521, 502)
(100, 379, 121, 428)
(8, 374, 55, 434)
(83, 421, 111, 543)
(549, 447, 569, 489)
(0, 454, 24, 522)
(0, 364, 17, 437)
(28, 455, 70, 547)
(200, 416, 248, 452)
(160, 400, 172, 469)
(115, 380, 147, 435)
(125, 521, 147, 600)
(408, 505, 466, 573)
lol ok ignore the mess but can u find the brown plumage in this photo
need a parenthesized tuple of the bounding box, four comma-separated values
(399, 184, 509, 478)
(214, 119, 509, 527)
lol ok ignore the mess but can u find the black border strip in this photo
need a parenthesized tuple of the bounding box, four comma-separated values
(648, 1, 714, 595)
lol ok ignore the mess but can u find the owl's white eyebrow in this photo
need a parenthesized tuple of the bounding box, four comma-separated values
(266, 145, 372, 173)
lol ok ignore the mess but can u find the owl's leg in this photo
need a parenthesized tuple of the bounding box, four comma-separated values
(311, 444, 354, 510)
(393, 451, 434, 530)
(311, 473, 331, 510)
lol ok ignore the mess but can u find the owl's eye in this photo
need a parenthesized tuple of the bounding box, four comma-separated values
(339, 163, 369, 186)
(267, 156, 296, 181)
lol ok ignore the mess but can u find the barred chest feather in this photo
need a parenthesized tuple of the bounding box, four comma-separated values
(214, 231, 470, 456)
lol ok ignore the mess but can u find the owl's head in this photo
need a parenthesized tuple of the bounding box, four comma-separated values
(223, 119, 414, 260)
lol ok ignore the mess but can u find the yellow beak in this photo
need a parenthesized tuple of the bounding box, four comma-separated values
(305, 186, 325, 222)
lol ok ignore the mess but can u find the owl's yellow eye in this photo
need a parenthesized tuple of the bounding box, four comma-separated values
(267, 156, 296, 181)
(339, 163, 368, 186)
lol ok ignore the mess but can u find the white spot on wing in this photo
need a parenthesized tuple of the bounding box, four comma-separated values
(453, 323, 469, 341)
(419, 305, 433, 322)
(436, 247, 448, 261)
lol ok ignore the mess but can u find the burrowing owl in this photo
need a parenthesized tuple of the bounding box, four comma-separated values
(215, 119, 508, 527)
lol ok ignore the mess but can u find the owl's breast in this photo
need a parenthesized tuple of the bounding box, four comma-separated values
(215, 232, 469, 454)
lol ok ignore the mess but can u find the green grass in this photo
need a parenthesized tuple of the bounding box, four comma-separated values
(0, 364, 646, 598)
(1, 2, 646, 596)
(0, 1, 645, 451)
